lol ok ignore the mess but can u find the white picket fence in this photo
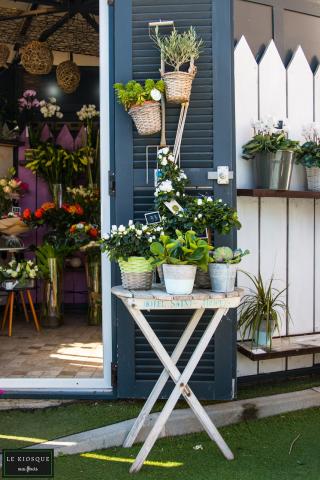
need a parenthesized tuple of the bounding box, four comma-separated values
(235, 36, 320, 377)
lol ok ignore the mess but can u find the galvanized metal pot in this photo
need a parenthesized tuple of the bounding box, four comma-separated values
(162, 264, 197, 295)
(253, 150, 294, 190)
(209, 263, 237, 293)
(253, 319, 274, 349)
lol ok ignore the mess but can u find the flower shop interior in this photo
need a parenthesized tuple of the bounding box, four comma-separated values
(0, 0, 107, 390)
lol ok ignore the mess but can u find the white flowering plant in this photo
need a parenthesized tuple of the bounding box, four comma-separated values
(242, 117, 298, 158)
(114, 79, 165, 111)
(154, 148, 189, 204)
(0, 259, 39, 285)
(39, 97, 63, 119)
(296, 123, 320, 168)
(77, 104, 99, 122)
(101, 221, 158, 261)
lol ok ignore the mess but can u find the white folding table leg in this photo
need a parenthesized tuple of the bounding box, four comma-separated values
(123, 308, 205, 448)
(129, 307, 233, 473)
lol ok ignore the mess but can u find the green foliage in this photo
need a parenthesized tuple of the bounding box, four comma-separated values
(152, 26, 203, 71)
(35, 242, 73, 279)
(238, 272, 288, 348)
(212, 247, 249, 264)
(242, 132, 299, 158)
(295, 141, 320, 168)
(150, 230, 212, 271)
(114, 79, 165, 111)
(25, 142, 88, 194)
(101, 222, 156, 261)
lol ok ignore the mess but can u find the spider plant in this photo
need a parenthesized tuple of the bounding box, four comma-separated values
(238, 271, 289, 349)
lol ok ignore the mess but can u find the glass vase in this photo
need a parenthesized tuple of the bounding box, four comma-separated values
(85, 252, 102, 326)
(52, 183, 64, 208)
(41, 257, 63, 328)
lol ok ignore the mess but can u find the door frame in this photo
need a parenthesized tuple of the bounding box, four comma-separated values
(0, 0, 114, 395)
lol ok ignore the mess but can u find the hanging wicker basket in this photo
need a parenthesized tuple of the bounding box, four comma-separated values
(128, 101, 161, 136)
(306, 167, 320, 191)
(56, 60, 81, 94)
(162, 71, 195, 104)
(118, 257, 154, 290)
(20, 41, 53, 75)
(0, 44, 10, 68)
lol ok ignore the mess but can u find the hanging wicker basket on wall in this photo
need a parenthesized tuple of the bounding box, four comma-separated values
(128, 101, 161, 136)
(0, 44, 10, 68)
(20, 41, 53, 75)
(56, 60, 81, 94)
(162, 71, 195, 104)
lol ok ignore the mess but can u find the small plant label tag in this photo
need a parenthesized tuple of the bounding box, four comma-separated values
(164, 200, 183, 215)
(145, 211, 161, 225)
(11, 206, 21, 215)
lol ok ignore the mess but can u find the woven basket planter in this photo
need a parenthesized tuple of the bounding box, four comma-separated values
(21, 41, 53, 75)
(128, 101, 161, 136)
(162, 71, 195, 104)
(306, 167, 320, 191)
(0, 44, 9, 68)
(56, 60, 81, 94)
(118, 256, 154, 290)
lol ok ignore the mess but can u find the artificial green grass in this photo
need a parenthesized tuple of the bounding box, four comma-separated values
(53, 407, 320, 480)
(1, 374, 320, 450)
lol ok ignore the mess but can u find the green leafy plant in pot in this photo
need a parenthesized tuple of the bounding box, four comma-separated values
(114, 79, 164, 136)
(238, 272, 288, 349)
(209, 247, 249, 293)
(242, 118, 299, 190)
(101, 221, 156, 290)
(295, 123, 320, 191)
(150, 230, 212, 295)
(151, 26, 203, 104)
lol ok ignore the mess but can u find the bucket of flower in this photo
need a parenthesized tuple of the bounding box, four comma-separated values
(150, 230, 212, 295)
(102, 221, 156, 290)
(209, 247, 249, 294)
(0, 259, 39, 290)
(114, 79, 165, 136)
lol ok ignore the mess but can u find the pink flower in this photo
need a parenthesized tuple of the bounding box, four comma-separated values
(24, 89, 37, 98)
(0, 389, 5, 395)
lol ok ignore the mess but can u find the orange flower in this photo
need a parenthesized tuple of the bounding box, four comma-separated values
(89, 228, 99, 238)
(34, 208, 44, 219)
(22, 208, 31, 220)
(75, 204, 84, 215)
(70, 225, 77, 233)
(41, 202, 55, 211)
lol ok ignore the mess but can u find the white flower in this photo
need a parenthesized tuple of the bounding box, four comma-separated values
(158, 147, 169, 156)
(161, 159, 168, 166)
(150, 88, 162, 101)
(136, 229, 142, 236)
(207, 196, 213, 202)
(193, 445, 203, 451)
(198, 214, 202, 218)
(176, 192, 180, 197)
(76, 223, 84, 229)
(111, 225, 117, 231)
(11, 271, 18, 278)
(197, 199, 202, 206)
(157, 180, 173, 193)
(128, 220, 133, 226)
(148, 237, 153, 242)
(118, 225, 126, 233)
(168, 154, 174, 162)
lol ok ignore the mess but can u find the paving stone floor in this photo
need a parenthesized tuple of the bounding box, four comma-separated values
(0, 311, 103, 378)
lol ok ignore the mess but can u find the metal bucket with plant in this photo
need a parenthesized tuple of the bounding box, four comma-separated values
(238, 272, 288, 349)
(209, 247, 249, 293)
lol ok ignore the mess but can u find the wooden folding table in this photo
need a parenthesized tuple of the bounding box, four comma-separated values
(112, 285, 243, 473)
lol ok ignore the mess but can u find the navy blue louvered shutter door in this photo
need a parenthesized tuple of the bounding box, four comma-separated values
(113, 0, 237, 400)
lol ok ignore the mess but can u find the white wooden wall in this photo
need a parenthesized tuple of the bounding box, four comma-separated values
(235, 36, 320, 377)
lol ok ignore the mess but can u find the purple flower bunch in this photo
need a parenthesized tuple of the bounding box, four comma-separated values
(18, 90, 40, 112)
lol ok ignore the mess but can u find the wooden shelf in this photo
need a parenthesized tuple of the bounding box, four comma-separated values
(0, 139, 21, 147)
(237, 189, 320, 199)
(238, 333, 320, 361)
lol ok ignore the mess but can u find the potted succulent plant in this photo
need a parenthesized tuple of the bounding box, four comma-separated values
(238, 272, 288, 348)
(152, 26, 203, 104)
(296, 123, 320, 191)
(150, 230, 212, 295)
(101, 221, 155, 290)
(242, 118, 299, 190)
(114, 79, 164, 136)
(209, 247, 249, 293)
